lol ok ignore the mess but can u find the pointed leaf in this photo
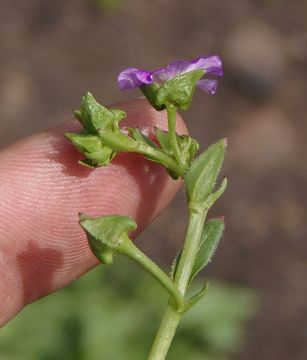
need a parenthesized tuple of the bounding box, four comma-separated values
(190, 218, 225, 282)
(185, 138, 226, 207)
(184, 282, 209, 313)
(204, 177, 228, 210)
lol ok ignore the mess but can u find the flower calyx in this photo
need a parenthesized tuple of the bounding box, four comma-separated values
(118, 55, 223, 110)
(79, 213, 137, 265)
(65, 92, 127, 167)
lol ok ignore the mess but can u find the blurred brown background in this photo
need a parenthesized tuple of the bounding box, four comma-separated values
(0, 1, 306, 359)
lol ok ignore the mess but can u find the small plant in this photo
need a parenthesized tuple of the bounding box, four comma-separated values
(65, 55, 227, 359)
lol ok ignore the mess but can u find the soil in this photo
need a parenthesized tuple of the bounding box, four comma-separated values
(0, 1, 306, 359)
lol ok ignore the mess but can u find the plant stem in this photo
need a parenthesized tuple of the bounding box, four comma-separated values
(174, 208, 208, 293)
(147, 207, 207, 360)
(118, 235, 184, 310)
(136, 143, 185, 178)
(147, 306, 181, 360)
(166, 103, 185, 170)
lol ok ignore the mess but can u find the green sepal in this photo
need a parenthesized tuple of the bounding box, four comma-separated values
(184, 282, 209, 313)
(156, 70, 204, 110)
(140, 83, 164, 111)
(100, 132, 138, 152)
(83, 147, 115, 167)
(74, 110, 82, 121)
(78, 92, 126, 134)
(141, 70, 204, 110)
(79, 214, 137, 265)
(185, 138, 227, 209)
(65, 132, 116, 167)
(64, 133, 102, 154)
(190, 218, 225, 283)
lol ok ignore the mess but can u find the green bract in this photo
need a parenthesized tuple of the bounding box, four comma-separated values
(65, 92, 127, 167)
(170, 218, 224, 284)
(190, 218, 225, 283)
(185, 138, 227, 210)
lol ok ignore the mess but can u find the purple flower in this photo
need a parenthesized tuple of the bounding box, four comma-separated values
(118, 55, 223, 95)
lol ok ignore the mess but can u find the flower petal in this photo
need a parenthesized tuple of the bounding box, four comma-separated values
(152, 55, 223, 83)
(197, 79, 219, 95)
(135, 70, 153, 84)
(118, 68, 152, 90)
(192, 55, 223, 76)
(153, 60, 195, 83)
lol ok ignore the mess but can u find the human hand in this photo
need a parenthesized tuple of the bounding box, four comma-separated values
(0, 98, 186, 326)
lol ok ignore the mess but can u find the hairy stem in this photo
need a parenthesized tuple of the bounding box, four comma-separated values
(147, 207, 207, 360)
(136, 143, 185, 178)
(118, 235, 184, 310)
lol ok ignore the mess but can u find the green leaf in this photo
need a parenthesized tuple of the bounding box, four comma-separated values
(184, 282, 209, 313)
(204, 177, 228, 210)
(171, 219, 224, 284)
(156, 70, 205, 110)
(185, 138, 227, 208)
(79, 214, 137, 265)
(190, 218, 225, 283)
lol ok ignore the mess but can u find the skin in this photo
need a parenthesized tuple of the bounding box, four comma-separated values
(0, 99, 187, 327)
